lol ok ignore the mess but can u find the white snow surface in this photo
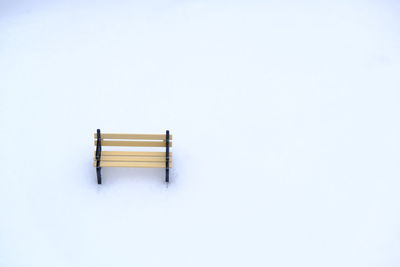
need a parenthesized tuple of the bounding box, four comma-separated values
(0, 1, 400, 266)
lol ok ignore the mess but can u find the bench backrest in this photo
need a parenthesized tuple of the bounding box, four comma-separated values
(94, 133, 173, 148)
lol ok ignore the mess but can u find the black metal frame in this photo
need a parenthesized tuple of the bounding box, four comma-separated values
(95, 129, 102, 184)
(165, 130, 170, 183)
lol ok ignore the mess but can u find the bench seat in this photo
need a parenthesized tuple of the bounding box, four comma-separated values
(93, 152, 173, 168)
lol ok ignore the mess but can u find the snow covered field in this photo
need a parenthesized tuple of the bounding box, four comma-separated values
(0, 1, 400, 266)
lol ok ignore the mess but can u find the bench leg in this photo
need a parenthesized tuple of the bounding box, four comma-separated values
(96, 129, 102, 185)
(165, 130, 170, 183)
(96, 167, 102, 184)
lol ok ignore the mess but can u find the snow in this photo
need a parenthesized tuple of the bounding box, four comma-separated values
(0, 1, 400, 266)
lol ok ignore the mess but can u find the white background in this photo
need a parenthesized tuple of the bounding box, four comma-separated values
(1, 1, 400, 266)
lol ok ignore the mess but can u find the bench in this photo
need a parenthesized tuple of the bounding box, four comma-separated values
(94, 129, 172, 184)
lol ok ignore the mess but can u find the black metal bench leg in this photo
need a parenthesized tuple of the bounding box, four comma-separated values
(97, 167, 102, 184)
(165, 130, 170, 183)
(96, 129, 102, 185)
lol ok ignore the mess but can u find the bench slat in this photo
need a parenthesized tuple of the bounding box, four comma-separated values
(94, 161, 171, 168)
(94, 133, 173, 140)
(94, 140, 172, 147)
(96, 151, 172, 157)
(95, 156, 169, 162)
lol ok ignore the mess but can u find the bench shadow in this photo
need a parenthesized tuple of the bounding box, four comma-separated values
(100, 167, 166, 185)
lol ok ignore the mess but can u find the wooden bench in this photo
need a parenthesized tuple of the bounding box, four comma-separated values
(94, 129, 172, 184)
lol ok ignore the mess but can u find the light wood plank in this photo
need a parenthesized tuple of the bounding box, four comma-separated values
(94, 133, 172, 140)
(95, 156, 170, 162)
(93, 161, 172, 168)
(96, 151, 172, 157)
(94, 140, 172, 147)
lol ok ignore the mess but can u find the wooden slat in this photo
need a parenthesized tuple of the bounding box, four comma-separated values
(97, 151, 172, 157)
(95, 156, 170, 162)
(93, 161, 172, 168)
(94, 133, 173, 140)
(94, 140, 172, 147)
